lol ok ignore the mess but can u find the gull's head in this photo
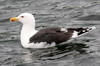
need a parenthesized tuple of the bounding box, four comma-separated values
(10, 13, 35, 25)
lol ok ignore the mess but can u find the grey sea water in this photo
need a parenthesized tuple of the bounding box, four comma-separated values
(0, 0, 100, 66)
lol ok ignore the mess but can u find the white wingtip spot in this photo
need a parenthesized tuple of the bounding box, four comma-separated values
(82, 30, 86, 32)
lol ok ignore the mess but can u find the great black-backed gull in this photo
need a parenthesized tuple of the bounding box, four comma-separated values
(10, 13, 96, 48)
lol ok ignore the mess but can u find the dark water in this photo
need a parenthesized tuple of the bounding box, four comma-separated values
(0, 0, 100, 66)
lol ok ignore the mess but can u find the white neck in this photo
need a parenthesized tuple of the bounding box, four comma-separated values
(20, 24, 37, 48)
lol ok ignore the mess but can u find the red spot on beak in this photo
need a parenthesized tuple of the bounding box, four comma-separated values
(10, 17, 19, 22)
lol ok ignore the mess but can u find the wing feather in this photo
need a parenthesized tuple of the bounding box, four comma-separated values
(29, 27, 73, 44)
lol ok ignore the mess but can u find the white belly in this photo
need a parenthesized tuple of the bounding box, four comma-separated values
(28, 42, 56, 48)
(21, 31, 56, 48)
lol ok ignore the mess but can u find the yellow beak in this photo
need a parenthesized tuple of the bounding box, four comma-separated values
(10, 17, 19, 22)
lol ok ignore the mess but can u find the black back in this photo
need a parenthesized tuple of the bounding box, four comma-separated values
(29, 27, 73, 44)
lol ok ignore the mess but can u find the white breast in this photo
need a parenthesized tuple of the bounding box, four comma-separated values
(20, 25, 37, 48)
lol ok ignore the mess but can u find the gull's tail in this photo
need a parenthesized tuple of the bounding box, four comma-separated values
(71, 26, 96, 38)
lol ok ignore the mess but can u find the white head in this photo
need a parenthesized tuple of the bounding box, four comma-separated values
(10, 13, 35, 25)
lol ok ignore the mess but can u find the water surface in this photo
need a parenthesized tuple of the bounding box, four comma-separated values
(0, 0, 100, 66)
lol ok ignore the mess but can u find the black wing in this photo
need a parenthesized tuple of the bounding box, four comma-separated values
(29, 27, 93, 44)
(29, 27, 73, 44)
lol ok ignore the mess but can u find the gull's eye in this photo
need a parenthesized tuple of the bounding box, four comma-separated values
(21, 16, 24, 18)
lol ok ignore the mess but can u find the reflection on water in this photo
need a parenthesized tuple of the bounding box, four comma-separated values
(21, 42, 88, 62)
